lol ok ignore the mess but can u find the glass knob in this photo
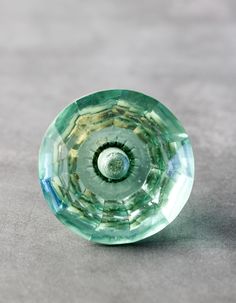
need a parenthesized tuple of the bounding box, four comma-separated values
(39, 89, 194, 244)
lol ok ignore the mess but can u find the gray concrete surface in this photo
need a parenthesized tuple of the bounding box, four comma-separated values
(0, 0, 235, 302)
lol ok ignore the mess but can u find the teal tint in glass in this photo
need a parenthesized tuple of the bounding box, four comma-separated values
(39, 90, 194, 244)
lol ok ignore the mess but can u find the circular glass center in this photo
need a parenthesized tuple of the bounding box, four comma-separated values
(97, 147, 130, 181)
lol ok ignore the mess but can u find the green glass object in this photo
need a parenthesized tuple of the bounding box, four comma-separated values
(39, 90, 194, 244)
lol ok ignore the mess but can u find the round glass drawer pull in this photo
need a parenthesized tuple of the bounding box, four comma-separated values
(39, 89, 194, 245)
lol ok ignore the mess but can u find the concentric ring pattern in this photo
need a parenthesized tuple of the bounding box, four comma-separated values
(39, 90, 194, 244)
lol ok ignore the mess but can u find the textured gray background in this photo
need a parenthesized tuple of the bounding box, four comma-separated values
(0, 0, 235, 302)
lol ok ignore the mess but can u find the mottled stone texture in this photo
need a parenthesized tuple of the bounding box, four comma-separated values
(0, 0, 236, 302)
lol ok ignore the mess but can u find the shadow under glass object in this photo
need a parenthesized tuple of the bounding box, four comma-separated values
(38, 89, 194, 245)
